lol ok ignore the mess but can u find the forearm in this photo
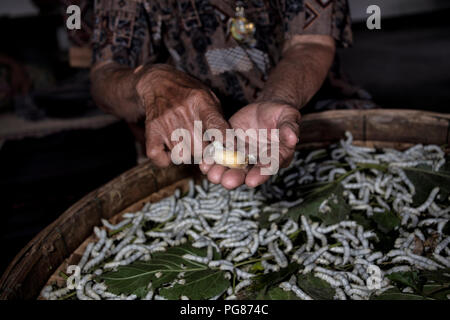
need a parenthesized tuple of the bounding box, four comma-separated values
(257, 35, 336, 109)
(90, 61, 144, 122)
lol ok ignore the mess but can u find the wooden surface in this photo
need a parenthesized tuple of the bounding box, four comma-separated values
(298, 109, 450, 149)
(0, 112, 118, 141)
(1, 109, 449, 300)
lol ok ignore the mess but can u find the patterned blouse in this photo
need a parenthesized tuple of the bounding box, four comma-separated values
(92, 0, 353, 115)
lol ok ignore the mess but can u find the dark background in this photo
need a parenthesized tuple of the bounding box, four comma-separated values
(0, 0, 449, 276)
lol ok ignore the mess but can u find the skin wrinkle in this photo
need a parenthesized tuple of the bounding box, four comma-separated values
(91, 69, 140, 122)
(258, 36, 335, 109)
(90, 34, 335, 188)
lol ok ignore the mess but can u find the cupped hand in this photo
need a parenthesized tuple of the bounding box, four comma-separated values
(200, 101, 301, 189)
(135, 64, 230, 168)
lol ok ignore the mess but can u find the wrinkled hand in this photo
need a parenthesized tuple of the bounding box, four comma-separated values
(200, 101, 301, 189)
(135, 64, 229, 167)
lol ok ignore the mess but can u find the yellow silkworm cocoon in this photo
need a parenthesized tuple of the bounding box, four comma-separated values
(212, 141, 248, 169)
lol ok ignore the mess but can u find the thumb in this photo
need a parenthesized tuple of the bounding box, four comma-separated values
(277, 107, 301, 149)
(199, 107, 231, 173)
(145, 120, 172, 168)
(276, 107, 301, 168)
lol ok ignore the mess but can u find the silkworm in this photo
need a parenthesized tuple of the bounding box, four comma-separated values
(282, 219, 298, 235)
(48, 287, 71, 300)
(83, 239, 113, 272)
(337, 229, 359, 245)
(345, 272, 365, 286)
(367, 252, 383, 262)
(347, 288, 369, 298)
(113, 244, 149, 262)
(303, 246, 329, 266)
(268, 242, 288, 268)
(101, 218, 131, 231)
(41, 286, 53, 299)
(391, 256, 437, 270)
(405, 250, 443, 269)
(416, 187, 440, 212)
(275, 230, 293, 253)
(301, 216, 314, 251)
(311, 225, 328, 247)
(279, 282, 312, 300)
(85, 282, 101, 300)
(342, 240, 350, 265)
(235, 268, 255, 280)
(434, 237, 450, 255)
(76, 274, 93, 300)
(316, 224, 340, 234)
(334, 287, 347, 300)
(314, 272, 341, 287)
(78, 243, 94, 269)
(357, 226, 369, 249)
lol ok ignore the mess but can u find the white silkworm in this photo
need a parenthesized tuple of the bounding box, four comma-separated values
(279, 282, 312, 300)
(261, 258, 280, 272)
(347, 288, 369, 298)
(303, 246, 329, 266)
(78, 243, 94, 269)
(268, 213, 281, 222)
(41, 286, 53, 299)
(282, 219, 298, 235)
(406, 250, 443, 269)
(367, 252, 383, 262)
(334, 287, 347, 300)
(235, 268, 254, 279)
(101, 218, 131, 231)
(391, 256, 437, 270)
(342, 240, 350, 265)
(316, 224, 340, 234)
(357, 226, 369, 249)
(311, 225, 328, 247)
(345, 272, 365, 285)
(435, 237, 450, 255)
(48, 287, 71, 300)
(76, 275, 93, 300)
(83, 239, 113, 272)
(85, 282, 101, 300)
(292, 244, 306, 261)
(301, 216, 314, 251)
(275, 230, 293, 253)
(337, 229, 359, 245)
(113, 244, 148, 262)
(314, 272, 341, 287)
(268, 242, 288, 268)
(416, 187, 440, 212)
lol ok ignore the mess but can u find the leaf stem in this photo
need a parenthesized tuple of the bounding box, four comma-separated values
(234, 258, 267, 268)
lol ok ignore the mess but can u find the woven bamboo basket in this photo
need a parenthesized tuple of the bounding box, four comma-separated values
(1, 109, 449, 300)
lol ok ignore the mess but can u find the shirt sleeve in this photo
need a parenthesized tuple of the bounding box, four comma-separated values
(280, 0, 353, 48)
(92, 0, 154, 67)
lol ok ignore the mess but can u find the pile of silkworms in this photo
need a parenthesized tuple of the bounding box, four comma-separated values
(41, 132, 450, 300)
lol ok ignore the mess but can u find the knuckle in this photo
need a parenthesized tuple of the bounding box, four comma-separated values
(203, 111, 223, 128)
(146, 147, 159, 159)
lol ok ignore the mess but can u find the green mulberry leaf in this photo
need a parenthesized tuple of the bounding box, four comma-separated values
(101, 243, 228, 300)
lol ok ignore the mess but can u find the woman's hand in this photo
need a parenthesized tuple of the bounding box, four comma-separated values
(135, 64, 230, 167)
(200, 101, 301, 189)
